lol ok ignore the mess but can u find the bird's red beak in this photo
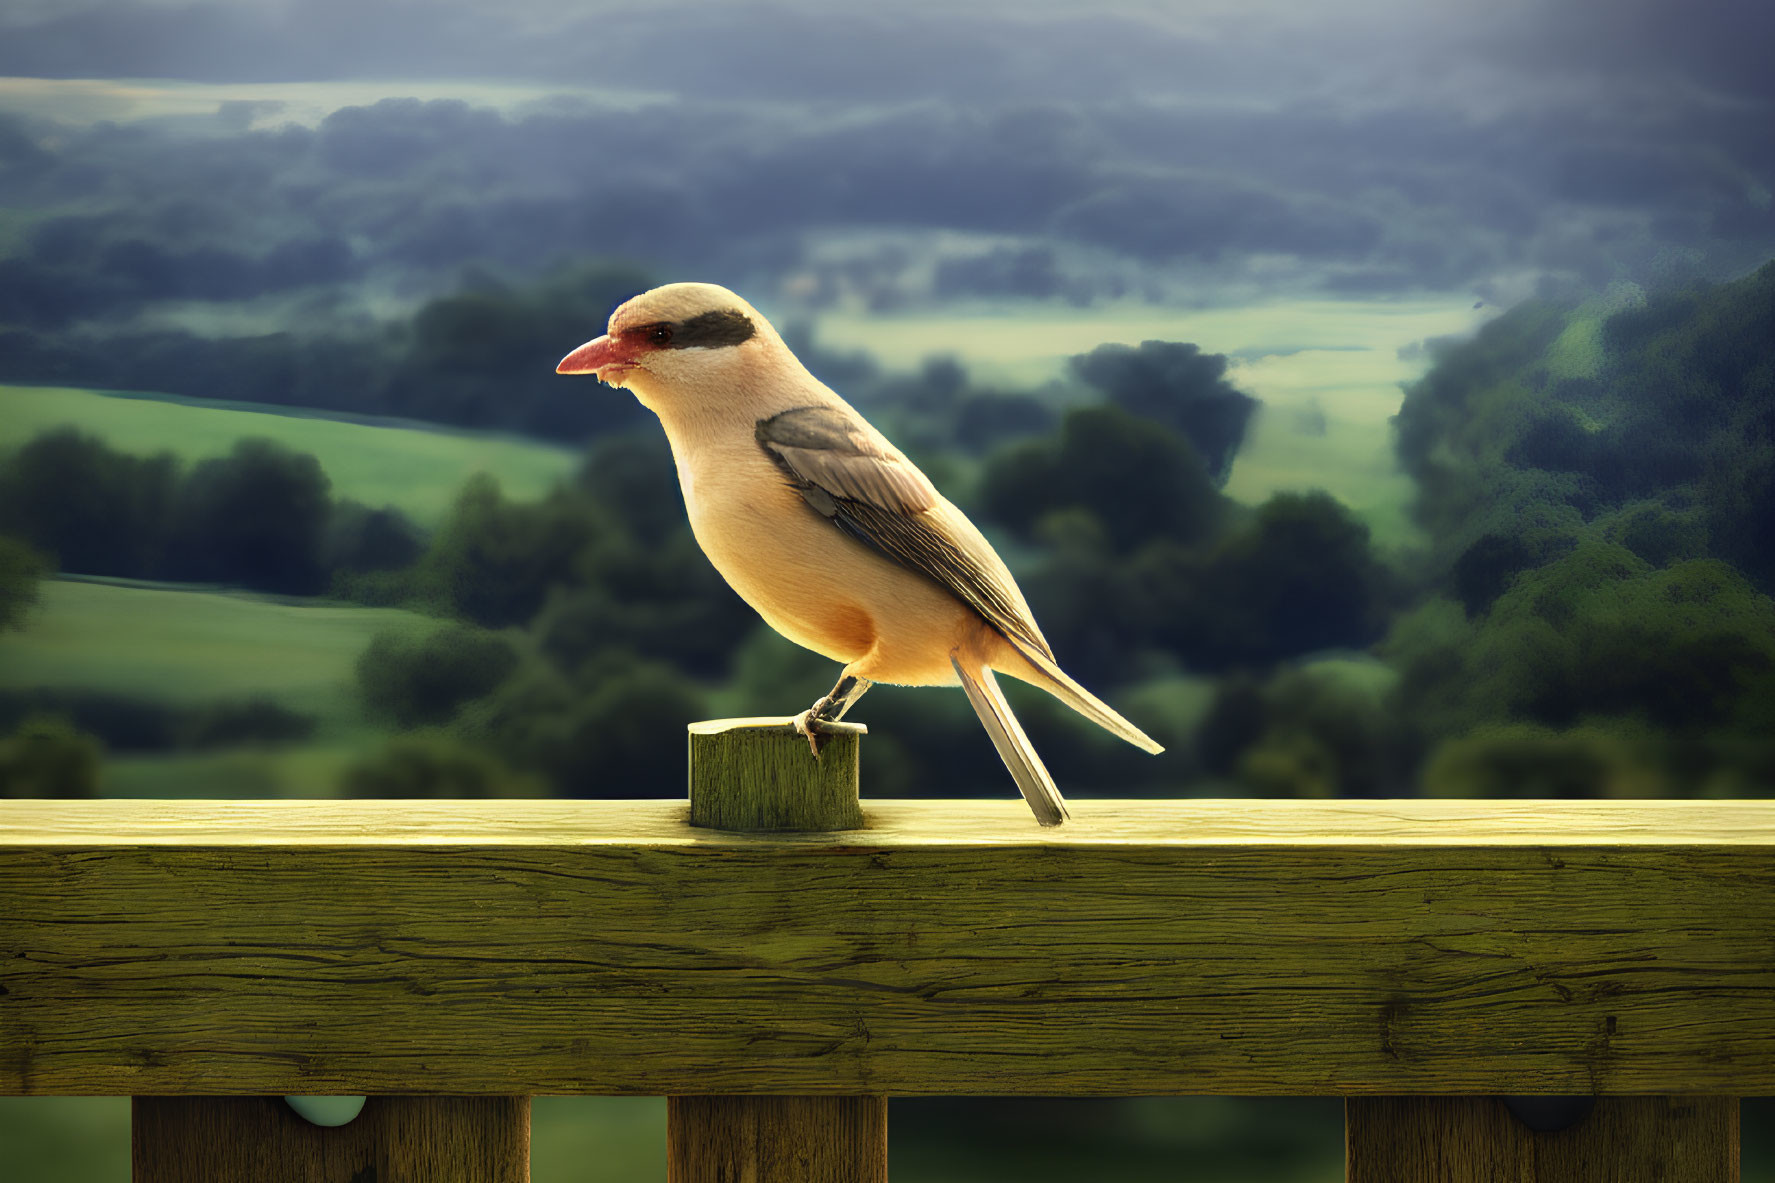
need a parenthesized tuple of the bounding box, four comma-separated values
(556, 334, 641, 382)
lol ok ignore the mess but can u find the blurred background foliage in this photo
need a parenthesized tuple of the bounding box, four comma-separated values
(7, 261, 1773, 807)
(3, 0, 1774, 1174)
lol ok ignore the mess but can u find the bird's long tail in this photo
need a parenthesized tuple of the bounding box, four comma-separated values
(952, 656, 1068, 827)
(1010, 644, 1165, 755)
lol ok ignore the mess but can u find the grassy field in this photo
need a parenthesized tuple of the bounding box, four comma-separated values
(0, 385, 581, 527)
(1, 579, 428, 721)
(816, 294, 1488, 553)
(0, 578, 434, 797)
(0, 384, 572, 794)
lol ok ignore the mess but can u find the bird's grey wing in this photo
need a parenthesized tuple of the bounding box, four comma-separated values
(757, 405, 1053, 661)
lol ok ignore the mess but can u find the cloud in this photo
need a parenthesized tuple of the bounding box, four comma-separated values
(1496, 0, 1775, 112)
(0, 0, 1769, 327)
(0, 1, 1268, 105)
(933, 245, 1116, 304)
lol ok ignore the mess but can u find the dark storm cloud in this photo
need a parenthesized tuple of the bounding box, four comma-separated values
(1055, 176, 1385, 262)
(1503, 0, 1775, 110)
(0, 0, 509, 84)
(0, 0, 1771, 320)
(0, 0, 1263, 105)
(2, 87, 1769, 329)
(933, 246, 1120, 305)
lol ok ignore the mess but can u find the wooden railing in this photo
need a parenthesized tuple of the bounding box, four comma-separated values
(2, 719, 1767, 1180)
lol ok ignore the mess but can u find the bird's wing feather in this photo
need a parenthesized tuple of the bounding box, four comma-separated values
(757, 405, 1052, 661)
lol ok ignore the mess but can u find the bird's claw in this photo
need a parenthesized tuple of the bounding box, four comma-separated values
(794, 698, 838, 759)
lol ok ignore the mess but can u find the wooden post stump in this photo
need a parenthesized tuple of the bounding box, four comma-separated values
(1346, 1096, 1738, 1182)
(688, 716, 865, 832)
(132, 1095, 529, 1183)
(675, 717, 886, 1182)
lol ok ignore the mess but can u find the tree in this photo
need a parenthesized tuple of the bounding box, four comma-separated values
(166, 437, 332, 593)
(0, 715, 102, 798)
(1197, 665, 1414, 798)
(0, 535, 48, 631)
(1384, 543, 1775, 743)
(1169, 492, 1390, 670)
(340, 733, 538, 798)
(455, 655, 706, 797)
(323, 500, 426, 573)
(385, 261, 654, 437)
(357, 625, 521, 729)
(414, 475, 609, 627)
(979, 405, 1227, 552)
(537, 530, 754, 679)
(575, 432, 684, 546)
(0, 428, 178, 576)
(1393, 262, 1775, 602)
(1069, 340, 1258, 484)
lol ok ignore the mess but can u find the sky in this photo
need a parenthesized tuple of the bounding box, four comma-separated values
(1, 0, 1770, 533)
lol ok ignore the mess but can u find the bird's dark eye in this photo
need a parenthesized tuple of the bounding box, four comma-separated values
(647, 323, 673, 347)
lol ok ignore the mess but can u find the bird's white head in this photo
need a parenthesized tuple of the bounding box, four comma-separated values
(556, 282, 787, 411)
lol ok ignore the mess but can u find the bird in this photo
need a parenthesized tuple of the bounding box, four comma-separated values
(556, 282, 1162, 825)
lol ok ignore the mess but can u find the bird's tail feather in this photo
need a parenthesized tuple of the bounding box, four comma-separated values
(1011, 643, 1165, 755)
(953, 656, 1068, 827)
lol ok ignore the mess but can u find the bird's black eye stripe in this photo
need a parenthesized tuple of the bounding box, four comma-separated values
(626, 310, 757, 350)
(668, 309, 756, 349)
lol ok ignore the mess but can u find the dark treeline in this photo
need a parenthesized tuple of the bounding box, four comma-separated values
(0, 534, 45, 632)
(0, 253, 1270, 454)
(0, 262, 656, 440)
(1191, 263, 1775, 803)
(0, 689, 314, 755)
(1383, 261, 1775, 794)
(0, 428, 424, 596)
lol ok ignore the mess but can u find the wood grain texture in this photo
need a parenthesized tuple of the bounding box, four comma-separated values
(687, 718, 864, 832)
(10, 797, 1775, 845)
(677, 717, 886, 1183)
(669, 1097, 887, 1183)
(4, 798, 1773, 1097)
(132, 1095, 529, 1182)
(1346, 1096, 1738, 1182)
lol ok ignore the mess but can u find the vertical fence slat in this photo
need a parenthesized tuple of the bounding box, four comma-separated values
(674, 717, 887, 1183)
(132, 1095, 529, 1183)
(669, 1096, 889, 1183)
(1345, 1095, 1738, 1182)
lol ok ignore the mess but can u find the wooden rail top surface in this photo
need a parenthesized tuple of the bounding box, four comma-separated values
(4, 797, 1773, 1097)
(9, 795, 1775, 844)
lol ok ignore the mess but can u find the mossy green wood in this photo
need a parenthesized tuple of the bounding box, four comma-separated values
(687, 717, 865, 832)
(677, 718, 884, 1183)
(3, 798, 1775, 1097)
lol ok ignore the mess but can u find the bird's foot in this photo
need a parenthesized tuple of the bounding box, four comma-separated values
(793, 696, 840, 759)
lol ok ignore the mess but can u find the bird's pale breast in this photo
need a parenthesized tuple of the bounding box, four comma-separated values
(675, 435, 971, 685)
